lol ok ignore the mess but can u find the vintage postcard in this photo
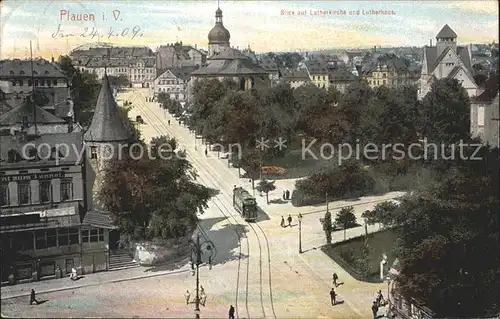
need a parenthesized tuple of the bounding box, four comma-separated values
(0, 1, 499, 318)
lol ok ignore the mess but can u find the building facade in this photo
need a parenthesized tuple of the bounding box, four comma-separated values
(156, 42, 206, 70)
(361, 54, 416, 89)
(0, 59, 71, 118)
(153, 67, 197, 101)
(281, 70, 310, 89)
(0, 130, 113, 284)
(71, 46, 156, 88)
(418, 25, 478, 100)
(470, 74, 499, 148)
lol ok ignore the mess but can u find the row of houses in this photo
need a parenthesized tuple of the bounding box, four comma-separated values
(0, 65, 134, 285)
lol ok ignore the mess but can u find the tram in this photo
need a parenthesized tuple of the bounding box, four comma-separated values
(232, 187, 258, 222)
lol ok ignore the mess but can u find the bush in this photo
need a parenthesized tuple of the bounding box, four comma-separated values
(295, 161, 375, 203)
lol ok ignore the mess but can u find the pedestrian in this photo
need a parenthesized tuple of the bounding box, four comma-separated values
(205, 148, 208, 156)
(30, 289, 39, 305)
(280, 216, 285, 227)
(329, 288, 336, 305)
(168, 120, 171, 125)
(372, 301, 379, 319)
(185, 290, 191, 305)
(228, 305, 235, 319)
(287, 214, 292, 227)
(286, 189, 290, 200)
(282, 191, 286, 200)
(376, 290, 385, 306)
(333, 272, 339, 287)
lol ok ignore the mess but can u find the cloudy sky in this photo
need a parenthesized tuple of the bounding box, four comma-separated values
(1, 0, 498, 59)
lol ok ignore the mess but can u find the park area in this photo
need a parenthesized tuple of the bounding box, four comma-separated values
(322, 230, 398, 283)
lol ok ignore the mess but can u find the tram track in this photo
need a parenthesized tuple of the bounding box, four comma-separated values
(128, 91, 276, 319)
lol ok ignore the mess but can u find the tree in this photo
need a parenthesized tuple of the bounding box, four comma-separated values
(361, 200, 399, 229)
(388, 145, 500, 317)
(322, 210, 333, 244)
(255, 179, 276, 204)
(58, 55, 100, 126)
(98, 149, 215, 241)
(335, 206, 357, 240)
(108, 74, 130, 90)
(150, 135, 177, 156)
(420, 78, 470, 144)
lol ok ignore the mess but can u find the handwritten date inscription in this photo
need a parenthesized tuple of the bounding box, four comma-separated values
(51, 24, 144, 40)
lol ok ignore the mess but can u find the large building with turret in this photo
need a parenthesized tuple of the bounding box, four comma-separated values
(418, 25, 478, 100)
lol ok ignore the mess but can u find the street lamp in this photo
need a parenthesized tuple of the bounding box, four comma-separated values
(298, 213, 303, 253)
(189, 233, 216, 319)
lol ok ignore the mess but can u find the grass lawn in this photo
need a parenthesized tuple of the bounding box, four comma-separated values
(321, 230, 398, 283)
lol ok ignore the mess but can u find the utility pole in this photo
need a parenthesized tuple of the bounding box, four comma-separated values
(189, 233, 216, 319)
(326, 192, 329, 212)
(298, 213, 303, 253)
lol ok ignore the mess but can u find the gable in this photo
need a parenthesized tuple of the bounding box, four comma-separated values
(452, 67, 477, 89)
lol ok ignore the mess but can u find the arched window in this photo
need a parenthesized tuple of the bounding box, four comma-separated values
(250, 77, 255, 89)
(239, 77, 245, 90)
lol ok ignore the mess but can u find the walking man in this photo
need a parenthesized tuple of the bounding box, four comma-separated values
(185, 290, 191, 305)
(228, 305, 235, 319)
(286, 189, 290, 200)
(333, 272, 339, 287)
(280, 216, 285, 227)
(168, 120, 171, 125)
(330, 288, 336, 305)
(30, 289, 39, 305)
(282, 191, 286, 200)
(372, 301, 379, 319)
(205, 148, 208, 156)
(287, 214, 292, 227)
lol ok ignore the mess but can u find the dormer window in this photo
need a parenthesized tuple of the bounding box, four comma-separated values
(44, 71, 49, 75)
(33, 71, 38, 75)
(20, 70, 25, 75)
(9, 70, 14, 75)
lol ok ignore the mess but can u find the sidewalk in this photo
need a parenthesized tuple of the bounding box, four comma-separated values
(1, 257, 191, 300)
(294, 241, 390, 318)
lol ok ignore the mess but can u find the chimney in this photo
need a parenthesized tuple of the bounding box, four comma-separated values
(195, 44, 197, 49)
(51, 56, 55, 63)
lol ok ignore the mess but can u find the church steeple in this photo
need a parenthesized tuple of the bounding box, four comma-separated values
(84, 73, 129, 142)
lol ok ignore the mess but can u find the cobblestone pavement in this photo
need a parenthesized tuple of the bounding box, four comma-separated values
(1, 89, 396, 318)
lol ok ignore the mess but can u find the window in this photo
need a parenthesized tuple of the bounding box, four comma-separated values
(28, 80, 32, 86)
(82, 230, 90, 243)
(53, 79, 57, 86)
(383, 73, 387, 78)
(90, 229, 98, 242)
(35, 230, 47, 249)
(11, 80, 16, 86)
(40, 79, 45, 86)
(34, 80, 39, 86)
(0, 184, 8, 206)
(13, 232, 34, 250)
(47, 230, 57, 247)
(60, 179, 72, 201)
(18, 182, 30, 205)
(39, 180, 51, 203)
(90, 146, 97, 159)
(58, 228, 68, 245)
(99, 229, 104, 241)
(19, 80, 23, 86)
(383, 80, 386, 85)
(69, 228, 79, 245)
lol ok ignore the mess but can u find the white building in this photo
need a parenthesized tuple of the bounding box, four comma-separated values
(418, 25, 479, 100)
(153, 67, 196, 101)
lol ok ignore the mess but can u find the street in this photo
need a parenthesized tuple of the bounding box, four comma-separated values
(2, 88, 399, 318)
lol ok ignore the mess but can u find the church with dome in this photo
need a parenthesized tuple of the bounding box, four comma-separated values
(187, 3, 270, 100)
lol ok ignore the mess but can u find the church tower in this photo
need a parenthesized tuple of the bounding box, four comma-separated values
(84, 72, 130, 209)
(207, 2, 231, 57)
(436, 24, 458, 57)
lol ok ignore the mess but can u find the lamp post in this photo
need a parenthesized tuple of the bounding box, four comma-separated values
(189, 233, 216, 319)
(298, 213, 303, 253)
